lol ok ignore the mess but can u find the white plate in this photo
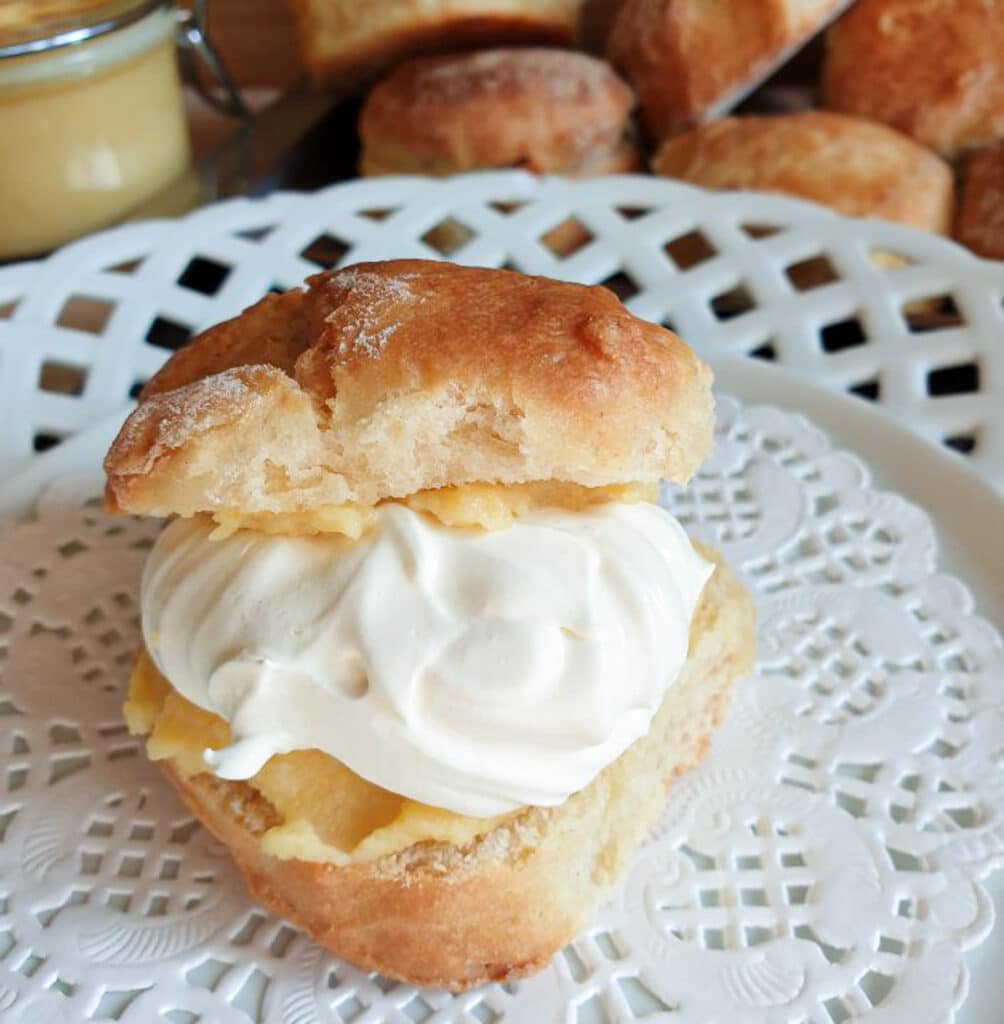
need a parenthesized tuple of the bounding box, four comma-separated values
(1, 359, 1001, 1024)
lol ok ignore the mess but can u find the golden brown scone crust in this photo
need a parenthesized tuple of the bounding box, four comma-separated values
(155, 555, 755, 990)
(359, 48, 638, 176)
(608, 0, 847, 141)
(652, 112, 955, 233)
(823, 0, 1004, 158)
(285, 0, 579, 85)
(956, 142, 1004, 260)
(104, 261, 713, 518)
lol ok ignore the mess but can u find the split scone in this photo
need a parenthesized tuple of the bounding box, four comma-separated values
(104, 260, 755, 990)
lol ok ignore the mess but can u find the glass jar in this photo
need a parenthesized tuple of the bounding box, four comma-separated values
(0, 1, 191, 260)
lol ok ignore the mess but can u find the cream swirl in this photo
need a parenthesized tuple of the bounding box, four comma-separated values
(141, 502, 712, 817)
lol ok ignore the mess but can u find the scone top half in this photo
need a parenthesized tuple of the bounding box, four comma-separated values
(105, 259, 713, 521)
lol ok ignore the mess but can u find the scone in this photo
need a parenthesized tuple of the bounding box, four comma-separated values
(652, 112, 955, 233)
(823, 0, 1004, 158)
(956, 142, 1004, 261)
(608, 0, 849, 140)
(359, 48, 640, 178)
(105, 260, 755, 990)
(359, 48, 639, 257)
(285, 0, 579, 85)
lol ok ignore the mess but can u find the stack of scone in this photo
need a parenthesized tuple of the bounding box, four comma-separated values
(279, 0, 1004, 270)
(106, 260, 755, 987)
(636, 0, 1004, 256)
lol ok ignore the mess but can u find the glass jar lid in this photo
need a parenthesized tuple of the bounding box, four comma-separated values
(0, 0, 169, 59)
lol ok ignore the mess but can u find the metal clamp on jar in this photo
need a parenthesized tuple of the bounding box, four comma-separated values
(0, 0, 244, 260)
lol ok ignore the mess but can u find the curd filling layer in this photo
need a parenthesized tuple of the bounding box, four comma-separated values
(140, 500, 713, 818)
(208, 481, 657, 539)
(125, 654, 514, 865)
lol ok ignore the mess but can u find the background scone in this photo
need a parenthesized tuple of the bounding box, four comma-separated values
(652, 112, 955, 234)
(106, 260, 754, 990)
(285, 0, 580, 85)
(359, 48, 639, 255)
(956, 142, 1004, 262)
(823, 0, 1004, 158)
(607, 0, 849, 140)
(360, 48, 639, 177)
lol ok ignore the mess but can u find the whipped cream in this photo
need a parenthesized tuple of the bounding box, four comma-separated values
(141, 502, 713, 817)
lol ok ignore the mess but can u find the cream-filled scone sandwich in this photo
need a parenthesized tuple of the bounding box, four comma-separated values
(105, 260, 755, 990)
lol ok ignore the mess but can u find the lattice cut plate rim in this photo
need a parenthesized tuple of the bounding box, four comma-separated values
(1, 171, 1003, 488)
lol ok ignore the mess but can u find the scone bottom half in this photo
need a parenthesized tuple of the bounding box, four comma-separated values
(107, 260, 755, 990)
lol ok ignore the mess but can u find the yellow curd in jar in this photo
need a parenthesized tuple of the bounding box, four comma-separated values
(0, 4, 190, 259)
